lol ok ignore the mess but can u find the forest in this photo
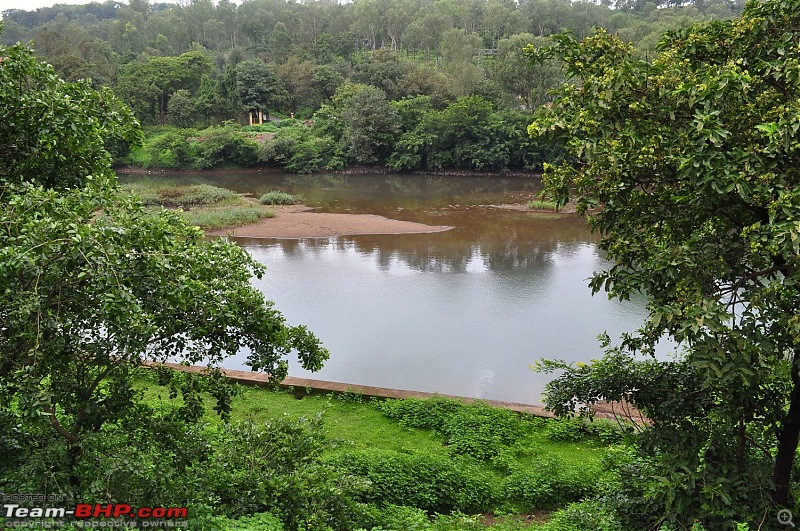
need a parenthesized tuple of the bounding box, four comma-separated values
(1, 0, 744, 173)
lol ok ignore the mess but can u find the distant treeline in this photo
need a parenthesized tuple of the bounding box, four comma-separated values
(1, 0, 743, 171)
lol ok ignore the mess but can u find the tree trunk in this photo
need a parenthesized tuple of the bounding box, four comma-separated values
(773, 346, 800, 506)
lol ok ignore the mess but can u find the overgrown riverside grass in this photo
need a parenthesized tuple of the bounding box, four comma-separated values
(527, 200, 558, 211)
(136, 372, 626, 530)
(260, 190, 305, 205)
(121, 181, 275, 230)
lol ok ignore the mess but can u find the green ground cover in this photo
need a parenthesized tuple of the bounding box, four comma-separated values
(135, 370, 625, 530)
(120, 181, 275, 230)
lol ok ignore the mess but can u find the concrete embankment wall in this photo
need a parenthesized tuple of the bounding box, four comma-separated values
(155, 362, 554, 418)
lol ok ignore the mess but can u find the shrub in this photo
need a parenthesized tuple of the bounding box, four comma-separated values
(179, 205, 274, 230)
(528, 200, 558, 211)
(201, 417, 367, 530)
(259, 190, 304, 205)
(122, 184, 240, 208)
(358, 504, 431, 531)
(257, 125, 339, 173)
(128, 129, 199, 169)
(536, 500, 623, 531)
(327, 449, 497, 514)
(544, 416, 588, 442)
(197, 512, 285, 530)
(378, 397, 465, 432)
(442, 405, 528, 461)
(502, 456, 601, 512)
(195, 128, 259, 169)
(544, 417, 625, 445)
(242, 123, 281, 133)
(379, 398, 535, 461)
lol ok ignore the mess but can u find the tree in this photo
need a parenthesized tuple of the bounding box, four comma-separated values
(0, 29, 328, 492)
(339, 84, 401, 164)
(236, 59, 290, 118)
(270, 20, 292, 63)
(115, 50, 211, 124)
(0, 38, 141, 189)
(494, 33, 563, 109)
(311, 64, 345, 107)
(167, 88, 197, 128)
(274, 55, 315, 113)
(530, 0, 800, 524)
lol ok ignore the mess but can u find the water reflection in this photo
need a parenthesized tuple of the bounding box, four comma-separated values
(121, 171, 652, 404)
(227, 231, 645, 406)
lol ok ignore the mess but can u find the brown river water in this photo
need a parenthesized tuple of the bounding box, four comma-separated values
(120, 171, 665, 405)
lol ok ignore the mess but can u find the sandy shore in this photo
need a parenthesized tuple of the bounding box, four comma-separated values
(207, 205, 454, 238)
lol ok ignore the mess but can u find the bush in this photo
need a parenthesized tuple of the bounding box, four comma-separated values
(197, 512, 285, 530)
(528, 200, 558, 211)
(544, 417, 625, 445)
(327, 449, 497, 514)
(358, 504, 431, 531)
(260, 190, 304, 205)
(379, 398, 536, 461)
(195, 127, 259, 169)
(125, 184, 239, 207)
(199, 417, 366, 530)
(124, 129, 199, 169)
(257, 124, 339, 173)
(502, 456, 601, 512)
(179, 205, 274, 230)
(442, 405, 529, 461)
(378, 397, 466, 432)
(242, 123, 281, 133)
(536, 500, 623, 531)
(544, 417, 588, 443)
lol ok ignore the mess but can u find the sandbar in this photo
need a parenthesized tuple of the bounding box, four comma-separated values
(207, 205, 453, 239)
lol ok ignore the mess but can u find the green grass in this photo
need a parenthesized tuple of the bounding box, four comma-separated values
(121, 181, 276, 230)
(528, 199, 558, 211)
(259, 190, 305, 205)
(138, 377, 608, 464)
(135, 372, 620, 527)
(122, 183, 240, 207)
(178, 205, 275, 230)
(138, 374, 609, 483)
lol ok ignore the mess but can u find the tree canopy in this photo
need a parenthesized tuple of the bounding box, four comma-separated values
(530, 0, 800, 525)
(0, 31, 328, 491)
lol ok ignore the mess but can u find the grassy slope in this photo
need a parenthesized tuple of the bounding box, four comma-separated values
(139, 377, 612, 530)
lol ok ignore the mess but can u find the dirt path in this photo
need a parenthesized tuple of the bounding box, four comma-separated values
(206, 205, 454, 238)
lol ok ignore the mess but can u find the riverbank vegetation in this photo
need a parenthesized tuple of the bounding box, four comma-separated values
(118, 96, 561, 173)
(128, 369, 626, 530)
(3, 0, 743, 174)
(121, 181, 276, 229)
(260, 190, 305, 205)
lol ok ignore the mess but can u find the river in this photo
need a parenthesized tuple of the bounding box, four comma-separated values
(121, 171, 656, 405)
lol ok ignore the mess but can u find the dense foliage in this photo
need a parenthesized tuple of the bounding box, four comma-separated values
(1, 0, 744, 172)
(0, 28, 328, 521)
(531, 0, 800, 526)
